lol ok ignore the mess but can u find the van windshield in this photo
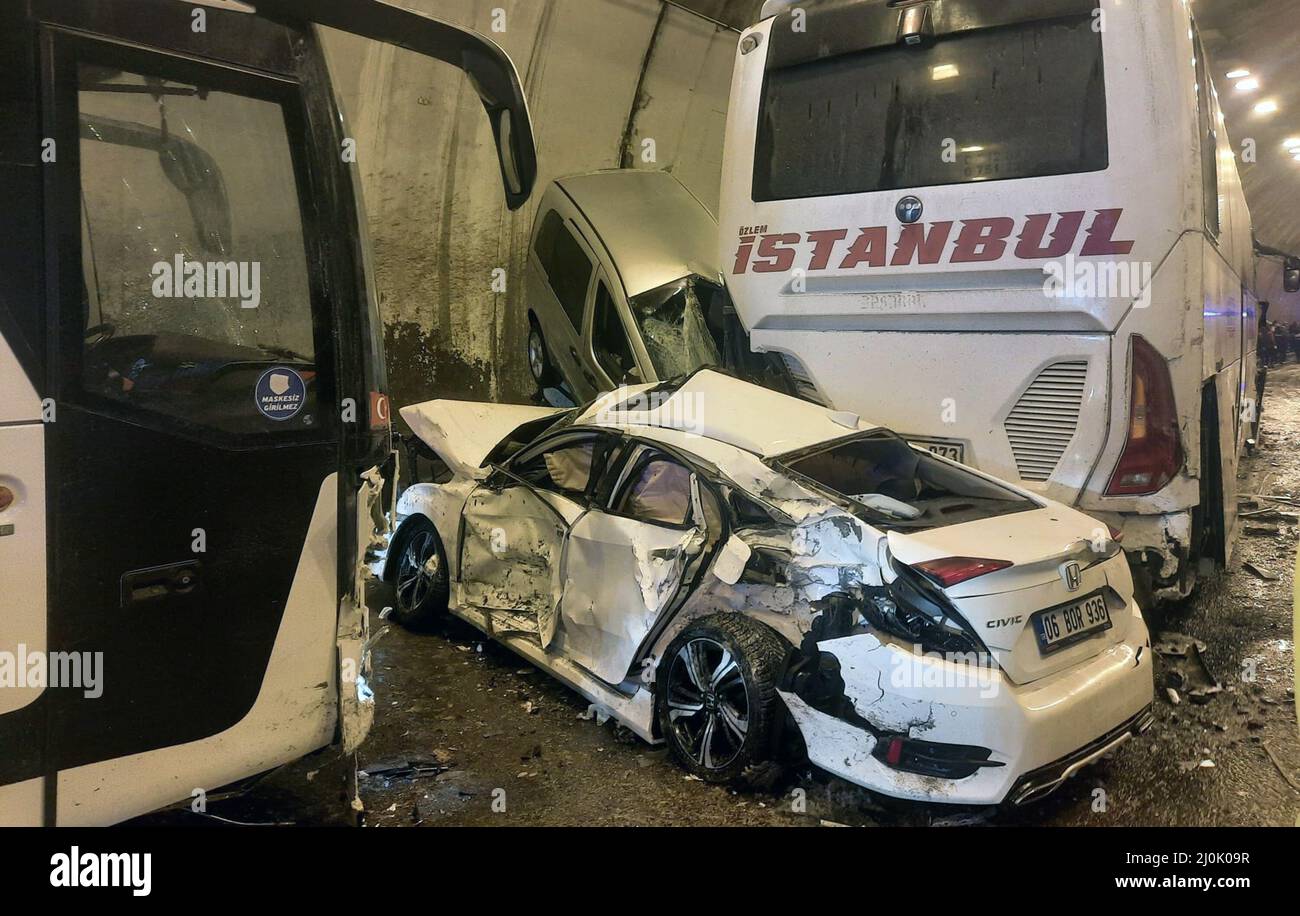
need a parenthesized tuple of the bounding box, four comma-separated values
(753, 12, 1108, 201)
(628, 276, 723, 378)
(778, 431, 1038, 530)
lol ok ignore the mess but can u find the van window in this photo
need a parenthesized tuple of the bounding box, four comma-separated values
(753, 12, 1108, 201)
(533, 209, 592, 330)
(1192, 25, 1221, 238)
(592, 280, 637, 383)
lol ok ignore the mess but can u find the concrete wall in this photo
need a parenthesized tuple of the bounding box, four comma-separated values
(319, 1, 740, 415)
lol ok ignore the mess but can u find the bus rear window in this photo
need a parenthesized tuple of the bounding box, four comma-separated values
(753, 14, 1108, 202)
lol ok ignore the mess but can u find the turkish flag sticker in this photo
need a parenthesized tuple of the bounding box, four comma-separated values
(369, 391, 391, 430)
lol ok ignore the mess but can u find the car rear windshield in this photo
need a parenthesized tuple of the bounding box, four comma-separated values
(779, 432, 1037, 529)
(753, 13, 1108, 201)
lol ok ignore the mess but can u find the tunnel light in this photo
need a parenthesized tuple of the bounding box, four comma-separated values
(1235, 77, 1260, 93)
(960, 145, 984, 153)
(1254, 100, 1279, 116)
(931, 64, 959, 81)
(1226, 68, 1251, 79)
(1283, 138, 1300, 149)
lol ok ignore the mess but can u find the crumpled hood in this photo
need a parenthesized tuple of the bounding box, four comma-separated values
(400, 400, 562, 479)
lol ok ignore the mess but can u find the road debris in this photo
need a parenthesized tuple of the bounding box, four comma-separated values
(1263, 743, 1300, 792)
(1242, 561, 1280, 581)
(360, 753, 451, 780)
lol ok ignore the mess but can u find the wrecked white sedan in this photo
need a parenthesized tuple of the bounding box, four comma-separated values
(383, 370, 1154, 806)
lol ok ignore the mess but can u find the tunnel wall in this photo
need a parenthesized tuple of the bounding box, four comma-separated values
(319, 1, 739, 414)
(1257, 257, 1300, 326)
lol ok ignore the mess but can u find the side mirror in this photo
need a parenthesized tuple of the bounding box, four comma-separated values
(1285, 268, 1300, 294)
(495, 109, 523, 199)
(622, 366, 644, 385)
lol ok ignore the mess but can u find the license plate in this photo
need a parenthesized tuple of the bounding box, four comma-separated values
(1033, 592, 1112, 654)
(909, 438, 965, 463)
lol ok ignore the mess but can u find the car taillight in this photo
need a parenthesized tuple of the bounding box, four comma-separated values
(1105, 336, 1183, 496)
(912, 557, 1012, 588)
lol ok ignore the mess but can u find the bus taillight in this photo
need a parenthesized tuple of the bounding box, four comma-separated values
(1105, 336, 1183, 496)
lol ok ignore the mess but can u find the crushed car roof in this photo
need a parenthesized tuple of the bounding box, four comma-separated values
(576, 369, 876, 458)
(556, 170, 720, 298)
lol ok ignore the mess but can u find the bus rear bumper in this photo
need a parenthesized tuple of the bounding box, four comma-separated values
(1112, 510, 1194, 600)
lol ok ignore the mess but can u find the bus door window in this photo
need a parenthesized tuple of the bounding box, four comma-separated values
(76, 65, 325, 438)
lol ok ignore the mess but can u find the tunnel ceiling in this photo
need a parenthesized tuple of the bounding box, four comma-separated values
(1198, 0, 1300, 255)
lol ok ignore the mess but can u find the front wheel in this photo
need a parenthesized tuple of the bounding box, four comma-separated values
(656, 613, 790, 784)
(388, 516, 449, 628)
(527, 319, 558, 388)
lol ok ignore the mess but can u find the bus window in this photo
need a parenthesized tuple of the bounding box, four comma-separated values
(77, 65, 322, 437)
(1192, 24, 1221, 239)
(753, 10, 1108, 201)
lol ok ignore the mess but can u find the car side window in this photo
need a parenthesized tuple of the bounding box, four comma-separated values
(513, 433, 613, 500)
(534, 210, 591, 331)
(74, 63, 322, 438)
(593, 280, 638, 383)
(616, 455, 693, 526)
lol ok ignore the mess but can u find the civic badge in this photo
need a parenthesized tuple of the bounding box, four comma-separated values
(1060, 561, 1082, 592)
(896, 195, 923, 224)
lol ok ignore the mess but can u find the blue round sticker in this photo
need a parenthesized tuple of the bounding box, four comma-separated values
(255, 367, 306, 421)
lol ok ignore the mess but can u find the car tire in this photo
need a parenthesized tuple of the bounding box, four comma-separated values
(527, 318, 558, 388)
(388, 516, 449, 628)
(656, 613, 790, 784)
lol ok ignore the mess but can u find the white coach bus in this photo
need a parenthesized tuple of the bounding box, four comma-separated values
(720, 0, 1279, 601)
(0, 0, 535, 825)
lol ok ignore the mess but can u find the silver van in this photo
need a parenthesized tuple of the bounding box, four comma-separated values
(524, 170, 787, 403)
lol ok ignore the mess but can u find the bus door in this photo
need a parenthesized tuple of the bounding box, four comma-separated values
(0, 0, 536, 825)
(35, 14, 354, 825)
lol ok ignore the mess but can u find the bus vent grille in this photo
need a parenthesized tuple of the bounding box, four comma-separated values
(779, 353, 827, 405)
(1004, 361, 1089, 482)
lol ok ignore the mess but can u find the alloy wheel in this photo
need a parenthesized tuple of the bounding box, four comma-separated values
(527, 327, 547, 382)
(664, 637, 750, 770)
(396, 529, 440, 611)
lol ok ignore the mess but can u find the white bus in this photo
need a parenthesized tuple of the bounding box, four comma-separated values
(720, 0, 1273, 602)
(0, 0, 535, 825)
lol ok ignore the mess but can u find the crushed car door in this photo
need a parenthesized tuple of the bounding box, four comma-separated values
(560, 447, 717, 685)
(459, 431, 614, 645)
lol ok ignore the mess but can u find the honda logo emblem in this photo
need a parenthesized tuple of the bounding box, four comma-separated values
(1060, 561, 1082, 592)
